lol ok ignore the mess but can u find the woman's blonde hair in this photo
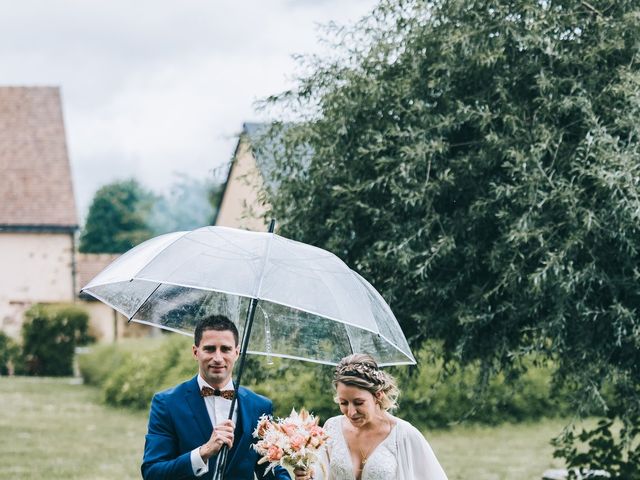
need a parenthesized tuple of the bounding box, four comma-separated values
(333, 353, 399, 411)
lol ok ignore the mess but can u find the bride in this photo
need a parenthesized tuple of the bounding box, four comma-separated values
(294, 353, 447, 480)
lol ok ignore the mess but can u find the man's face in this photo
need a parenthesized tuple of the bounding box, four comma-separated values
(193, 329, 239, 388)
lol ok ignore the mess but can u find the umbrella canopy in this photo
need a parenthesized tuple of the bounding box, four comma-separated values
(82, 226, 415, 366)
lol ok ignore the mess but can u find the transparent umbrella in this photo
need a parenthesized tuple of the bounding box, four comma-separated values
(81, 224, 415, 478)
(82, 225, 415, 367)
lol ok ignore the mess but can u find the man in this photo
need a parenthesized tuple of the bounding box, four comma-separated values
(142, 314, 291, 480)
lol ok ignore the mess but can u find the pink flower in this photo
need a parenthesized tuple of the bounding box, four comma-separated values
(289, 433, 307, 452)
(267, 445, 284, 462)
(307, 425, 324, 437)
(252, 407, 328, 473)
(281, 422, 297, 437)
(256, 418, 272, 438)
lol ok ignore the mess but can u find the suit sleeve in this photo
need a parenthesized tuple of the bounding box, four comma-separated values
(141, 393, 197, 480)
(254, 400, 292, 480)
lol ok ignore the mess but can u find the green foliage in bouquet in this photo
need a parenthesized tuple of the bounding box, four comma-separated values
(22, 304, 94, 376)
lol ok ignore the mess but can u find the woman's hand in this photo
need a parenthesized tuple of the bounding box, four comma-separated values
(293, 467, 312, 480)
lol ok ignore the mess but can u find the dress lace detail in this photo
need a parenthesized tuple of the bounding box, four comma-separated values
(323, 416, 397, 480)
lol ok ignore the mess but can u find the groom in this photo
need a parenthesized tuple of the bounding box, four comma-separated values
(141, 314, 291, 479)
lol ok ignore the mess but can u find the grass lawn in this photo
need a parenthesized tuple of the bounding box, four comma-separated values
(0, 376, 147, 480)
(0, 376, 567, 479)
(429, 420, 566, 480)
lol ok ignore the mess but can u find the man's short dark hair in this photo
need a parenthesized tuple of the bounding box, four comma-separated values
(194, 314, 240, 346)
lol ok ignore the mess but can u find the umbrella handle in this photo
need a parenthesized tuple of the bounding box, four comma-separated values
(212, 447, 229, 480)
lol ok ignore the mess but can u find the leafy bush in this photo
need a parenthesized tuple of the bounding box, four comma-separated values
(79, 336, 573, 429)
(77, 341, 138, 387)
(21, 304, 94, 376)
(244, 357, 336, 422)
(552, 380, 640, 480)
(102, 335, 192, 409)
(0, 331, 21, 375)
(553, 411, 640, 479)
(395, 347, 574, 428)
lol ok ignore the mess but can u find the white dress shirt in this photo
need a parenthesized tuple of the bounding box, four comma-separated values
(190, 376, 237, 477)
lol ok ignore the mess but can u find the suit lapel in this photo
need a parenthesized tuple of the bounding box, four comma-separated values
(184, 376, 213, 444)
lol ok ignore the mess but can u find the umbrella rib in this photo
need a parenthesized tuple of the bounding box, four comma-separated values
(252, 231, 276, 298)
(127, 282, 162, 321)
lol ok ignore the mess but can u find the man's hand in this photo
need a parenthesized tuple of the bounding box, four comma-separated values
(199, 419, 235, 460)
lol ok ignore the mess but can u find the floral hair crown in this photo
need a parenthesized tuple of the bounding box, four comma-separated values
(335, 361, 384, 385)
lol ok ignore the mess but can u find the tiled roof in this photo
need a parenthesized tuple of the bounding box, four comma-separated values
(0, 86, 78, 228)
(76, 253, 120, 293)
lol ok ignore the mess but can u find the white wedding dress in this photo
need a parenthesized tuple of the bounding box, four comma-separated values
(315, 415, 448, 480)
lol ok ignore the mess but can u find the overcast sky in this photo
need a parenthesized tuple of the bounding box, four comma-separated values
(0, 0, 377, 220)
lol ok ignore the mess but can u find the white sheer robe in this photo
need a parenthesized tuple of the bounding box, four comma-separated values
(314, 415, 448, 480)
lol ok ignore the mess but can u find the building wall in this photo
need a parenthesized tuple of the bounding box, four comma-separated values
(81, 302, 151, 342)
(216, 138, 270, 231)
(0, 231, 74, 337)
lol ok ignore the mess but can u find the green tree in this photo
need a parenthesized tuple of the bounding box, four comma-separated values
(147, 173, 222, 234)
(0, 331, 20, 375)
(79, 179, 156, 253)
(263, 0, 640, 474)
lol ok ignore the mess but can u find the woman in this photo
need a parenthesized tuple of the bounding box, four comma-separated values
(295, 353, 447, 480)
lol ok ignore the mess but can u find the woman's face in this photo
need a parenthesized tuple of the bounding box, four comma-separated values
(336, 382, 382, 428)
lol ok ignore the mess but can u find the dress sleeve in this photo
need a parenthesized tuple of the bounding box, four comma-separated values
(396, 419, 448, 480)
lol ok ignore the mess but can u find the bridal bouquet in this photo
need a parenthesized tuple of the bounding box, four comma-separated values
(252, 408, 329, 476)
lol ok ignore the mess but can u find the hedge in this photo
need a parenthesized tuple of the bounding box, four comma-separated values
(21, 304, 94, 376)
(78, 336, 575, 428)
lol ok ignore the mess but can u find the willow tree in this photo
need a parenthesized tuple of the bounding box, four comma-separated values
(262, 0, 640, 475)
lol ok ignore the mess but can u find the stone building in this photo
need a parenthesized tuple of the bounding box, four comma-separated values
(0, 86, 78, 338)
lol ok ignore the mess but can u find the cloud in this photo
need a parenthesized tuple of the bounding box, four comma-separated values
(0, 0, 377, 219)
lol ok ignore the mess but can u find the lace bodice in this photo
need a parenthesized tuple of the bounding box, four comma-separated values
(322, 416, 397, 480)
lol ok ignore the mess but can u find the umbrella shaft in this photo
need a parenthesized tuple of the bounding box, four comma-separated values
(214, 296, 260, 480)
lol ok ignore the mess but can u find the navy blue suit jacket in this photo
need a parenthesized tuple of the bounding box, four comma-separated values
(142, 376, 290, 480)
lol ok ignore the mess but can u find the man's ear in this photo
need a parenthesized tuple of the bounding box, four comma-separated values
(192, 344, 198, 358)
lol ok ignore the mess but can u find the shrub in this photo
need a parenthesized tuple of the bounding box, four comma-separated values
(102, 335, 192, 409)
(393, 344, 573, 428)
(0, 331, 20, 375)
(21, 304, 94, 376)
(79, 336, 573, 429)
(77, 342, 135, 387)
(244, 357, 336, 422)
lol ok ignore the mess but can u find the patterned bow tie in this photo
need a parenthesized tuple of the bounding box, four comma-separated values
(200, 386, 234, 400)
